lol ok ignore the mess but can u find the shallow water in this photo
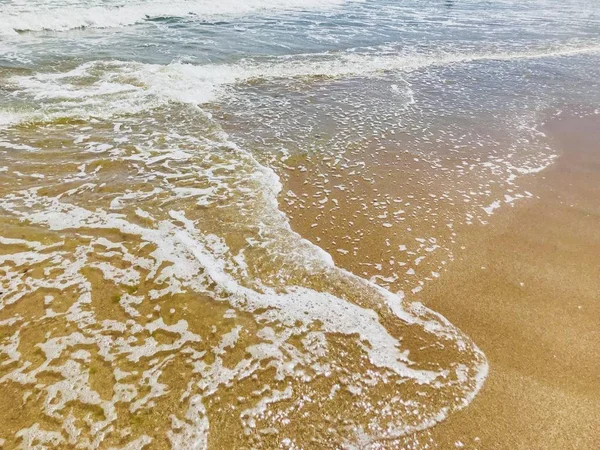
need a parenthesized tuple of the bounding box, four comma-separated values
(1, 1, 599, 448)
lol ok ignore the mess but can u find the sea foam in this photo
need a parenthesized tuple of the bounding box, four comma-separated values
(4, 40, 600, 128)
(0, 0, 349, 35)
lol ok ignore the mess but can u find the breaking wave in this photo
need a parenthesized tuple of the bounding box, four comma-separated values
(3, 40, 600, 127)
(0, 0, 349, 35)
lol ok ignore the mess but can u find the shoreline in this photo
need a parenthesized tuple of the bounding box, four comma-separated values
(429, 113, 600, 449)
(281, 112, 600, 449)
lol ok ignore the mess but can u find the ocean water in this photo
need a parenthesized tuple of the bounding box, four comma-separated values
(1, 1, 599, 448)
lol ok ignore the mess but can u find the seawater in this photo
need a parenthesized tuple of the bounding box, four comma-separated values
(0, 0, 599, 448)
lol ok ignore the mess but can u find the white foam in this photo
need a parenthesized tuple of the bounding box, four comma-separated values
(0, 131, 489, 447)
(482, 200, 501, 216)
(0, 41, 503, 444)
(1, 185, 464, 386)
(0, 0, 349, 35)
(5, 42, 600, 128)
(16, 424, 64, 449)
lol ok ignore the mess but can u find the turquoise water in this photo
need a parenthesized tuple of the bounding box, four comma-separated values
(0, 1, 599, 448)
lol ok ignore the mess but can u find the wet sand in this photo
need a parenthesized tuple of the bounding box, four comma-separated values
(282, 112, 600, 449)
(427, 113, 600, 449)
(424, 117, 600, 449)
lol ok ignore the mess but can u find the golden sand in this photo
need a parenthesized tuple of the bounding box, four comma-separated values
(0, 111, 487, 448)
(0, 105, 596, 448)
(281, 113, 600, 449)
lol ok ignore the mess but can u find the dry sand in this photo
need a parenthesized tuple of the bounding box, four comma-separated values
(283, 113, 600, 449)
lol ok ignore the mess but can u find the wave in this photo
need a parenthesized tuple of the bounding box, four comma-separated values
(2, 17, 589, 449)
(3, 41, 600, 128)
(0, 0, 349, 35)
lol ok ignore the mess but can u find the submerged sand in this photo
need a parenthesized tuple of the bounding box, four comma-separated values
(0, 93, 596, 447)
(281, 112, 600, 449)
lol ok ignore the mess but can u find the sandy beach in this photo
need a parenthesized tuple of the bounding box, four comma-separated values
(281, 112, 600, 448)
(2, 1, 600, 447)
(428, 114, 600, 449)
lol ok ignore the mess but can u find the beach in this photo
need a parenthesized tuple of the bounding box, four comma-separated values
(429, 114, 600, 449)
(281, 112, 600, 448)
(1, 0, 600, 447)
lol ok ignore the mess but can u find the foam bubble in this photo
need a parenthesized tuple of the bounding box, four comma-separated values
(0, 103, 488, 446)
(0, 0, 349, 35)
(4, 41, 600, 128)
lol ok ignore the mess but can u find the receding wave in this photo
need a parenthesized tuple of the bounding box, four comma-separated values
(0, 78, 488, 447)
